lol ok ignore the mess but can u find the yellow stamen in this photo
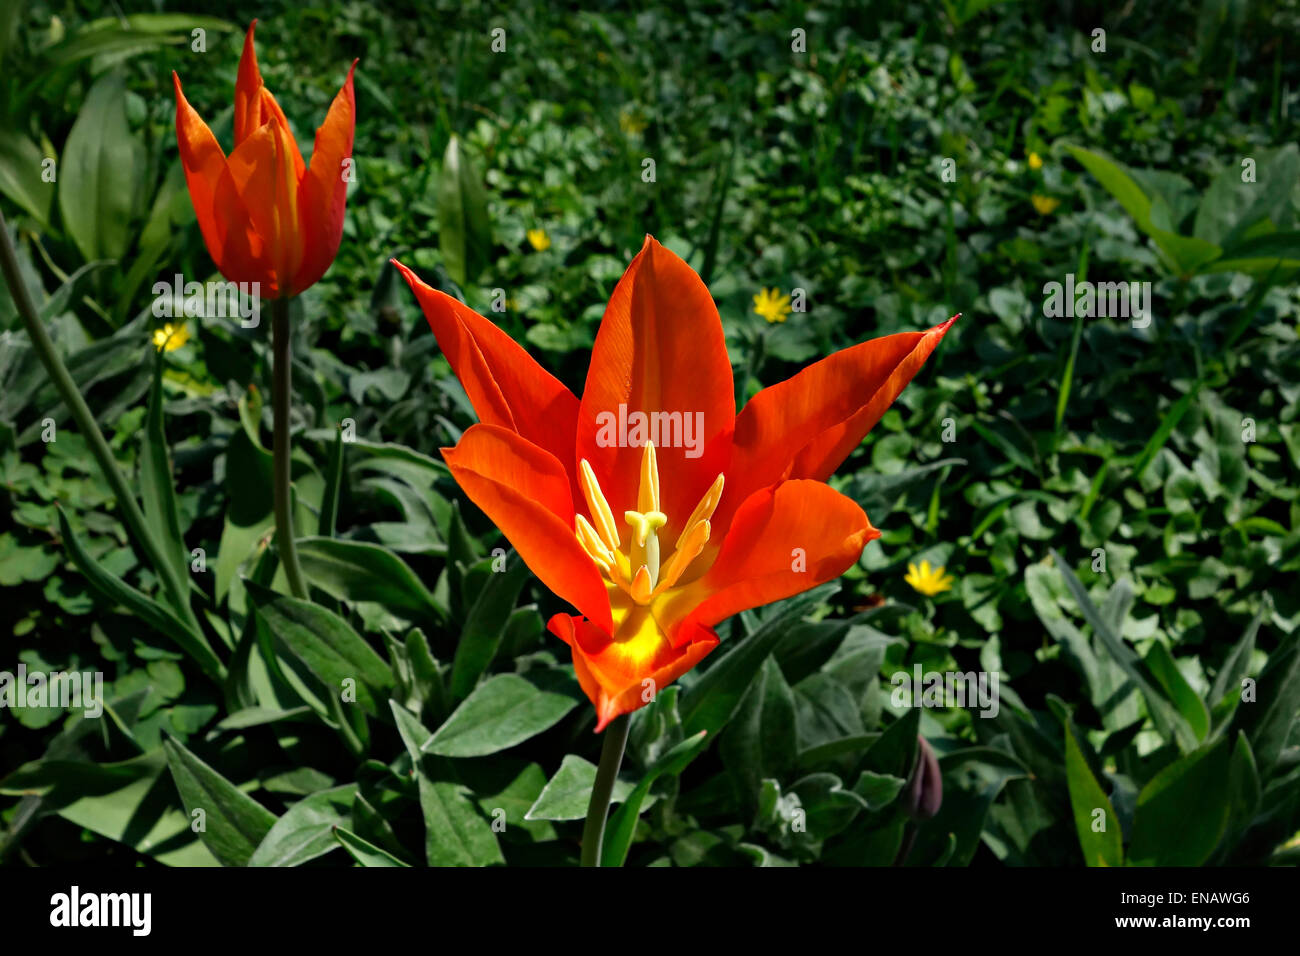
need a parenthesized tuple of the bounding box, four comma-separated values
(609, 549, 633, 587)
(655, 518, 710, 595)
(576, 515, 615, 568)
(677, 473, 724, 550)
(579, 459, 620, 551)
(572, 441, 724, 607)
(630, 565, 654, 604)
(637, 441, 661, 513)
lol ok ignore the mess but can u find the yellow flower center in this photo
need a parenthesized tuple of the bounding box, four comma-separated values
(575, 441, 723, 606)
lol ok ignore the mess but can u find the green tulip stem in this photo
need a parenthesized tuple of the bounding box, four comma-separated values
(271, 295, 309, 599)
(581, 713, 631, 867)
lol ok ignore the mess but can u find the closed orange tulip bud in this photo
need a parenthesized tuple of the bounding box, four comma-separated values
(173, 21, 356, 299)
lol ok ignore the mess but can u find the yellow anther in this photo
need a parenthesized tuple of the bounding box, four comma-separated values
(656, 518, 710, 595)
(575, 515, 615, 567)
(629, 565, 654, 605)
(637, 441, 661, 514)
(578, 459, 620, 551)
(677, 473, 724, 550)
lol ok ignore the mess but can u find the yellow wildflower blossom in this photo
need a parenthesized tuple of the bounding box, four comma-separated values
(905, 560, 955, 596)
(753, 287, 792, 324)
(1031, 194, 1060, 215)
(152, 322, 189, 352)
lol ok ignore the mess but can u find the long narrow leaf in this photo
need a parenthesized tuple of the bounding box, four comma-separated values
(57, 507, 223, 679)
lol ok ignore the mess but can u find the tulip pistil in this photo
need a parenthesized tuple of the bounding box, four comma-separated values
(575, 442, 723, 606)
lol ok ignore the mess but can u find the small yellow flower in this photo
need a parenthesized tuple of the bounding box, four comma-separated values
(1027, 151, 1043, 171)
(526, 229, 551, 252)
(905, 560, 955, 596)
(753, 287, 792, 324)
(619, 109, 648, 135)
(1031, 194, 1060, 215)
(152, 322, 189, 352)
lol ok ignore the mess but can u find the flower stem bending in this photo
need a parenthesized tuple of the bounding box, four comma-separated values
(271, 296, 309, 599)
(581, 713, 631, 867)
(0, 210, 197, 630)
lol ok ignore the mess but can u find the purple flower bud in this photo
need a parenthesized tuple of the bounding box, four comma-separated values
(905, 735, 943, 820)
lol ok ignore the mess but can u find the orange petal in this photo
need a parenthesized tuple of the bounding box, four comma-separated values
(575, 237, 734, 544)
(217, 120, 302, 296)
(394, 259, 580, 471)
(174, 71, 270, 289)
(173, 73, 228, 252)
(717, 315, 957, 533)
(660, 480, 878, 646)
(292, 60, 356, 296)
(233, 20, 264, 144)
(232, 20, 305, 180)
(443, 424, 611, 632)
(548, 612, 718, 731)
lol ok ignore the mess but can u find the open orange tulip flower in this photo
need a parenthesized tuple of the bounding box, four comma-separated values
(173, 21, 357, 298)
(395, 238, 956, 730)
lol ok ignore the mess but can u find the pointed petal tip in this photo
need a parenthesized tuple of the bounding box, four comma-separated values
(390, 258, 419, 286)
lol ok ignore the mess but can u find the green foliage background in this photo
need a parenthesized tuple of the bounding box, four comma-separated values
(1, 0, 1299, 866)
